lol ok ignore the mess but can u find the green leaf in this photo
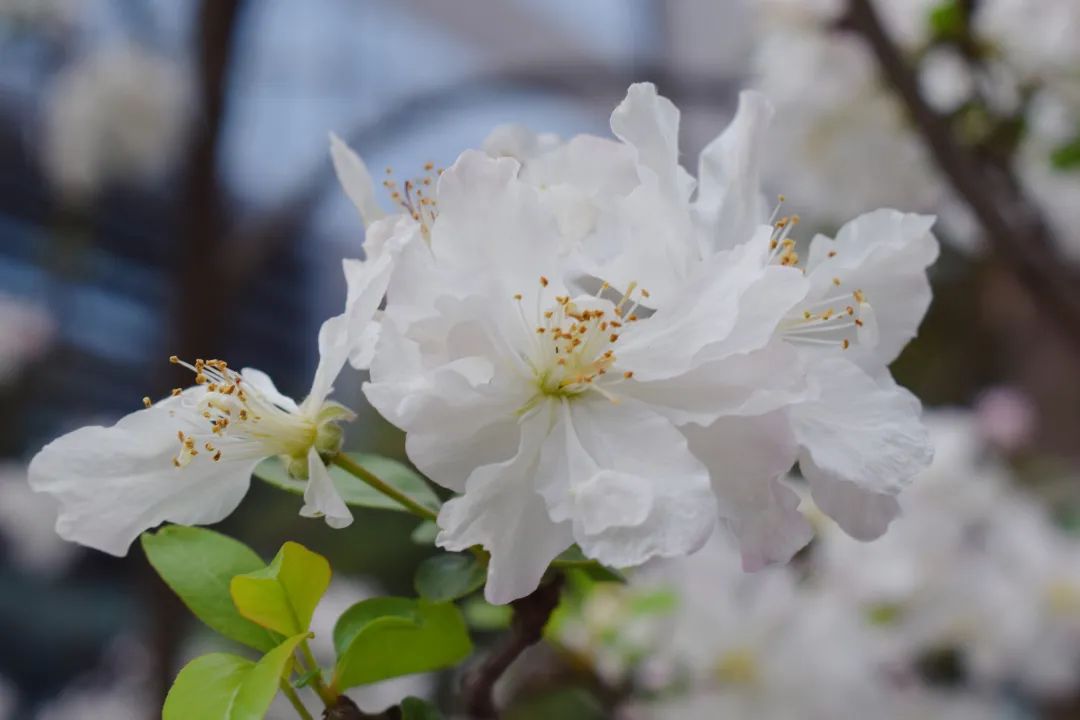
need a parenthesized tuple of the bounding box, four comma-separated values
(254, 452, 439, 514)
(231, 542, 331, 636)
(462, 597, 513, 631)
(410, 520, 439, 545)
(928, 0, 963, 38)
(414, 553, 487, 602)
(1051, 135, 1080, 170)
(162, 633, 307, 720)
(551, 546, 626, 584)
(141, 526, 278, 652)
(628, 588, 679, 616)
(400, 697, 443, 720)
(332, 597, 472, 688)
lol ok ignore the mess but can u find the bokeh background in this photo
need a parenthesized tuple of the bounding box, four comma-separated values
(1, 0, 1079, 718)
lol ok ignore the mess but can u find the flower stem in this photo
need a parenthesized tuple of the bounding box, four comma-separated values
(295, 641, 337, 708)
(331, 453, 439, 521)
(280, 681, 315, 720)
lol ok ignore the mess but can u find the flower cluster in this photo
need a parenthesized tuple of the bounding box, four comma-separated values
(29, 83, 937, 604)
(551, 412, 1080, 717)
(752, 0, 1080, 260)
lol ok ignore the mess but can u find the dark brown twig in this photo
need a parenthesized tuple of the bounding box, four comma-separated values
(460, 575, 566, 719)
(840, 0, 1080, 350)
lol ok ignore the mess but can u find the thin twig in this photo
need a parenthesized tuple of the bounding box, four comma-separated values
(331, 453, 440, 521)
(840, 0, 1080, 350)
(280, 681, 316, 720)
(460, 575, 566, 719)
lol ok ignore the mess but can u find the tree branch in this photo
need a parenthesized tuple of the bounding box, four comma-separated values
(460, 575, 565, 719)
(840, 0, 1080, 350)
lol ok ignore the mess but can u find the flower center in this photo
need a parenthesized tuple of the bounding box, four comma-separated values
(382, 162, 441, 240)
(766, 204, 878, 351)
(158, 357, 317, 468)
(514, 277, 643, 409)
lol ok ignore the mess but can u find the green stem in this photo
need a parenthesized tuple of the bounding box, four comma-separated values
(295, 641, 337, 707)
(331, 453, 439, 521)
(280, 680, 315, 720)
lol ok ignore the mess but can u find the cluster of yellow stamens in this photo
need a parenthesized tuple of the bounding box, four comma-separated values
(515, 277, 645, 404)
(383, 162, 442, 239)
(769, 197, 875, 351)
(156, 356, 315, 470)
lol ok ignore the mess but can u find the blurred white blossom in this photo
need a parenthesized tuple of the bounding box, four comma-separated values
(43, 44, 192, 201)
(0, 463, 76, 576)
(0, 294, 52, 384)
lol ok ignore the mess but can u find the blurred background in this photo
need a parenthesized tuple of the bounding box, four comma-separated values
(0, 0, 1079, 718)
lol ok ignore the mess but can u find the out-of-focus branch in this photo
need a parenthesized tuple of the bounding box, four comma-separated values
(840, 0, 1080, 350)
(146, 0, 246, 712)
(460, 575, 565, 719)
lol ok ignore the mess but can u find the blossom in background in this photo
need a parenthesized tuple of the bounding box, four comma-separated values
(0, 293, 53, 384)
(752, 0, 949, 230)
(813, 410, 1080, 698)
(43, 43, 191, 201)
(27, 307, 369, 555)
(348, 82, 935, 603)
(0, 464, 76, 576)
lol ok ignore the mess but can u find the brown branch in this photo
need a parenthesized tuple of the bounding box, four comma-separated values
(460, 575, 566, 719)
(840, 0, 1080, 350)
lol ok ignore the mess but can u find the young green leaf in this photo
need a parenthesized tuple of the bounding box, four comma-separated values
(231, 541, 331, 636)
(162, 633, 307, 720)
(254, 453, 439, 513)
(410, 520, 439, 545)
(551, 546, 626, 584)
(141, 526, 278, 651)
(332, 597, 472, 689)
(414, 553, 487, 602)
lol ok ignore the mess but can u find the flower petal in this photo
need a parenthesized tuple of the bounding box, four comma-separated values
(807, 474, 901, 541)
(683, 413, 811, 571)
(240, 368, 299, 412)
(804, 209, 938, 368)
(28, 400, 254, 555)
(535, 398, 716, 569)
(695, 90, 774, 252)
(609, 82, 696, 201)
(330, 132, 385, 229)
(436, 408, 573, 605)
(300, 447, 353, 529)
(791, 357, 932, 496)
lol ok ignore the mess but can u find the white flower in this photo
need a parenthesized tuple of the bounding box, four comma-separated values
(349, 82, 934, 601)
(43, 44, 192, 200)
(362, 141, 817, 603)
(28, 311, 363, 555)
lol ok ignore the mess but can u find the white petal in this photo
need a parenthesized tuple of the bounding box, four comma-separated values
(617, 228, 807, 380)
(436, 409, 573, 605)
(240, 367, 298, 412)
(803, 209, 938, 368)
(330, 132, 385, 229)
(695, 90, 774, 252)
(807, 474, 901, 541)
(683, 413, 811, 571)
(28, 401, 254, 555)
(535, 398, 715, 568)
(304, 312, 350, 412)
(791, 357, 932, 496)
(623, 341, 808, 426)
(300, 447, 353, 529)
(365, 318, 530, 493)
(609, 82, 696, 201)
(432, 150, 561, 297)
